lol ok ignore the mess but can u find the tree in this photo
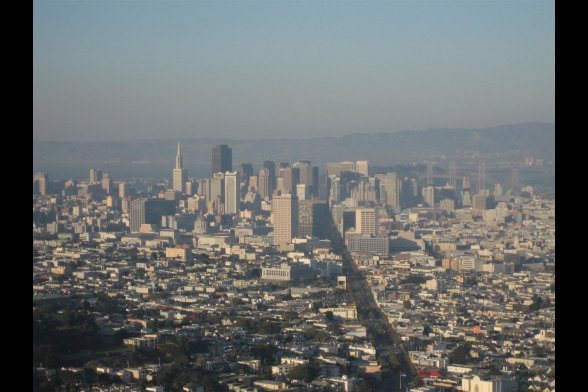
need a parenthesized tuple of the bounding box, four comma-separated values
(287, 365, 309, 381)
(448, 344, 471, 364)
(403, 300, 412, 310)
(325, 311, 334, 322)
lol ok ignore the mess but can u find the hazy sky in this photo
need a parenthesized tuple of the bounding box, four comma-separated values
(33, 0, 554, 142)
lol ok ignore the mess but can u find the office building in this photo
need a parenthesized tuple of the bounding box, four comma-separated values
(292, 161, 319, 198)
(34, 172, 48, 196)
(101, 171, 112, 195)
(89, 168, 102, 183)
(272, 193, 298, 246)
(356, 160, 369, 176)
(172, 142, 187, 193)
(258, 168, 273, 200)
(279, 166, 293, 194)
(382, 172, 400, 208)
(355, 208, 378, 235)
(212, 144, 232, 174)
(130, 198, 176, 233)
(118, 182, 128, 198)
(422, 186, 435, 207)
(472, 194, 488, 211)
(440, 198, 455, 212)
(346, 233, 389, 256)
(298, 200, 329, 239)
(210, 173, 224, 203)
(237, 163, 253, 181)
(224, 171, 240, 215)
(296, 184, 308, 201)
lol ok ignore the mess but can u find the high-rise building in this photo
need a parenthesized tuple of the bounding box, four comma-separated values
(185, 180, 196, 196)
(172, 142, 187, 193)
(298, 200, 329, 239)
(118, 182, 128, 198)
(197, 178, 209, 199)
(262, 160, 276, 179)
(355, 208, 378, 235)
(426, 161, 434, 186)
(327, 175, 341, 205)
(440, 198, 455, 212)
(248, 175, 258, 193)
(356, 160, 369, 176)
(272, 193, 298, 246)
(278, 166, 293, 194)
(212, 144, 232, 174)
(237, 163, 253, 181)
(472, 194, 487, 211)
(101, 171, 112, 195)
(292, 161, 319, 198)
(383, 172, 400, 208)
(130, 198, 176, 232)
(258, 168, 273, 200)
(401, 177, 418, 208)
(89, 168, 103, 184)
(210, 173, 225, 203)
(296, 184, 308, 201)
(449, 160, 456, 187)
(34, 172, 48, 196)
(422, 186, 435, 207)
(477, 162, 486, 193)
(224, 171, 240, 215)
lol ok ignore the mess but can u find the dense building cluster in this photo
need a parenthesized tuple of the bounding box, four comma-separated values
(33, 144, 554, 392)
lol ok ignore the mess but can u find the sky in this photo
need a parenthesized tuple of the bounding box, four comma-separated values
(33, 0, 554, 142)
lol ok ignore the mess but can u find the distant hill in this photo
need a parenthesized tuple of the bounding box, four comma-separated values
(33, 122, 554, 180)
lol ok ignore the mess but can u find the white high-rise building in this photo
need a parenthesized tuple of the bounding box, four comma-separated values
(272, 193, 298, 246)
(355, 208, 378, 235)
(296, 184, 308, 201)
(422, 186, 435, 207)
(224, 171, 240, 215)
(172, 142, 187, 193)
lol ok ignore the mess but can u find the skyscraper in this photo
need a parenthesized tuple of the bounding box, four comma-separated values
(298, 200, 329, 239)
(356, 160, 369, 176)
(237, 163, 253, 181)
(426, 161, 434, 186)
(422, 186, 435, 207)
(477, 162, 486, 193)
(383, 172, 400, 209)
(173, 142, 187, 193)
(449, 160, 456, 187)
(89, 168, 102, 183)
(355, 208, 378, 235)
(258, 168, 273, 200)
(278, 166, 293, 194)
(292, 160, 319, 199)
(101, 171, 112, 195)
(34, 172, 48, 196)
(210, 172, 225, 203)
(272, 193, 298, 246)
(296, 184, 308, 201)
(130, 198, 177, 232)
(212, 145, 232, 174)
(118, 182, 128, 198)
(224, 171, 240, 215)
